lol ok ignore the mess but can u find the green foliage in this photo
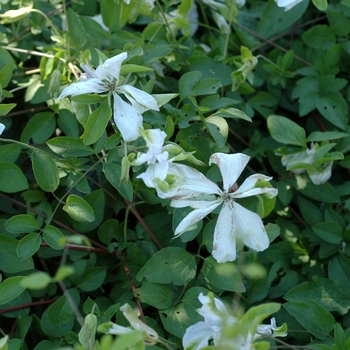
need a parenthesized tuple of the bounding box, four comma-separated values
(0, 0, 349, 349)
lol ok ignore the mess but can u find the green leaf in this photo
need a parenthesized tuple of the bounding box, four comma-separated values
(20, 271, 52, 290)
(307, 131, 348, 142)
(137, 247, 197, 286)
(103, 162, 133, 201)
(0, 144, 22, 162)
(284, 276, 350, 315)
(327, 9, 350, 37)
(298, 196, 323, 226)
(137, 282, 173, 309)
(83, 102, 112, 145)
(0, 103, 16, 116)
(203, 256, 245, 292)
(17, 232, 42, 260)
(43, 225, 66, 250)
(48, 295, 74, 325)
(296, 180, 340, 203)
(0, 162, 28, 193)
(302, 25, 336, 49)
(312, 0, 327, 11)
(0, 276, 25, 305)
(284, 300, 334, 340)
(312, 221, 342, 244)
(79, 312, 97, 350)
(212, 108, 252, 122)
(20, 112, 55, 144)
(53, 266, 75, 282)
(5, 214, 40, 234)
(47, 137, 95, 156)
(66, 8, 86, 49)
(32, 151, 59, 192)
(63, 194, 95, 222)
(77, 267, 106, 292)
(328, 254, 350, 290)
(267, 115, 306, 146)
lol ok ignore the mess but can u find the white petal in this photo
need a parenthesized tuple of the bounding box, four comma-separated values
(96, 52, 127, 83)
(0, 123, 5, 135)
(174, 200, 222, 235)
(113, 93, 142, 142)
(117, 85, 159, 113)
(212, 202, 237, 263)
(137, 164, 158, 188)
(308, 162, 333, 185)
(182, 321, 214, 350)
(210, 153, 250, 191)
(232, 202, 270, 252)
(233, 174, 277, 199)
(58, 79, 106, 99)
(80, 63, 99, 79)
(171, 198, 220, 209)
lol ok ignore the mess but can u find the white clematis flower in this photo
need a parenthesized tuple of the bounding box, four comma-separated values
(170, 153, 277, 263)
(0, 123, 5, 135)
(276, 0, 304, 11)
(183, 293, 287, 350)
(58, 52, 159, 142)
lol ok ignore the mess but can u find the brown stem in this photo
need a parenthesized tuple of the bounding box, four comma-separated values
(312, 111, 327, 132)
(41, 242, 109, 254)
(0, 299, 56, 315)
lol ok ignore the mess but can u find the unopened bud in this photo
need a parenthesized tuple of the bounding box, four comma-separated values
(0, 6, 32, 24)
(48, 69, 62, 98)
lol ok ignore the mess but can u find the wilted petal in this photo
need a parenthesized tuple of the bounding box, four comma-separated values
(308, 162, 333, 185)
(233, 202, 269, 252)
(233, 174, 277, 199)
(210, 153, 250, 192)
(113, 93, 142, 142)
(96, 52, 127, 83)
(183, 321, 215, 350)
(117, 85, 159, 113)
(174, 199, 222, 235)
(58, 79, 106, 99)
(212, 201, 237, 263)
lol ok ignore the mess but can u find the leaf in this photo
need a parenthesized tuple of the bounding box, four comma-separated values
(328, 254, 350, 290)
(43, 225, 66, 250)
(137, 247, 197, 286)
(212, 108, 252, 122)
(202, 256, 245, 292)
(312, 221, 342, 244)
(20, 112, 55, 144)
(20, 271, 52, 290)
(284, 276, 350, 314)
(47, 137, 95, 156)
(307, 131, 348, 142)
(17, 232, 42, 260)
(83, 102, 112, 145)
(47, 296, 74, 325)
(0, 276, 25, 305)
(77, 267, 106, 292)
(5, 214, 40, 234)
(32, 151, 59, 192)
(0, 103, 16, 116)
(284, 300, 334, 340)
(267, 115, 306, 146)
(302, 25, 336, 49)
(296, 180, 339, 203)
(312, 0, 328, 11)
(63, 194, 95, 222)
(137, 282, 173, 309)
(0, 162, 28, 193)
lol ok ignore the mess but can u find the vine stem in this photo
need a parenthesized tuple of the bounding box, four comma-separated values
(0, 299, 56, 315)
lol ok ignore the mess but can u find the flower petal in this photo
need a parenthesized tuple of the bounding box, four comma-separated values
(117, 85, 159, 113)
(0, 123, 5, 135)
(58, 79, 106, 99)
(232, 202, 270, 252)
(233, 174, 277, 199)
(210, 153, 250, 191)
(174, 199, 222, 235)
(113, 93, 142, 142)
(182, 321, 214, 350)
(212, 201, 237, 263)
(96, 52, 127, 83)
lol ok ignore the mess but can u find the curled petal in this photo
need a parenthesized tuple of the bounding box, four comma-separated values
(233, 174, 277, 199)
(183, 321, 215, 350)
(117, 85, 159, 113)
(174, 200, 222, 235)
(58, 79, 106, 99)
(210, 153, 250, 192)
(113, 93, 142, 142)
(232, 202, 270, 252)
(212, 201, 237, 263)
(96, 52, 127, 83)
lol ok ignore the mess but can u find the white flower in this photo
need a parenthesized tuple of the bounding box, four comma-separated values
(58, 52, 159, 142)
(281, 144, 333, 185)
(0, 123, 5, 135)
(169, 153, 277, 263)
(276, 0, 304, 11)
(183, 293, 286, 350)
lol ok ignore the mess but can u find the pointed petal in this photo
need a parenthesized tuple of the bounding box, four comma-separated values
(174, 200, 222, 235)
(80, 63, 99, 79)
(96, 52, 127, 83)
(0, 123, 5, 135)
(58, 79, 106, 99)
(113, 93, 142, 142)
(233, 174, 277, 199)
(212, 202, 237, 263)
(182, 322, 214, 350)
(210, 153, 250, 191)
(232, 202, 270, 252)
(171, 198, 220, 209)
(117, 85, 159, 113)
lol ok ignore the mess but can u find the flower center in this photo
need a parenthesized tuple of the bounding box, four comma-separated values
(103, 77, 117, 93)
(221, 191, 231, 202)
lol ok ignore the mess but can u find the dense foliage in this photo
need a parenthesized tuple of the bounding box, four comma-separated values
(0, 0, 350, 349)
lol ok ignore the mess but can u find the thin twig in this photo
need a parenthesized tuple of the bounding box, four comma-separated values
(0, 299, 56, 315)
